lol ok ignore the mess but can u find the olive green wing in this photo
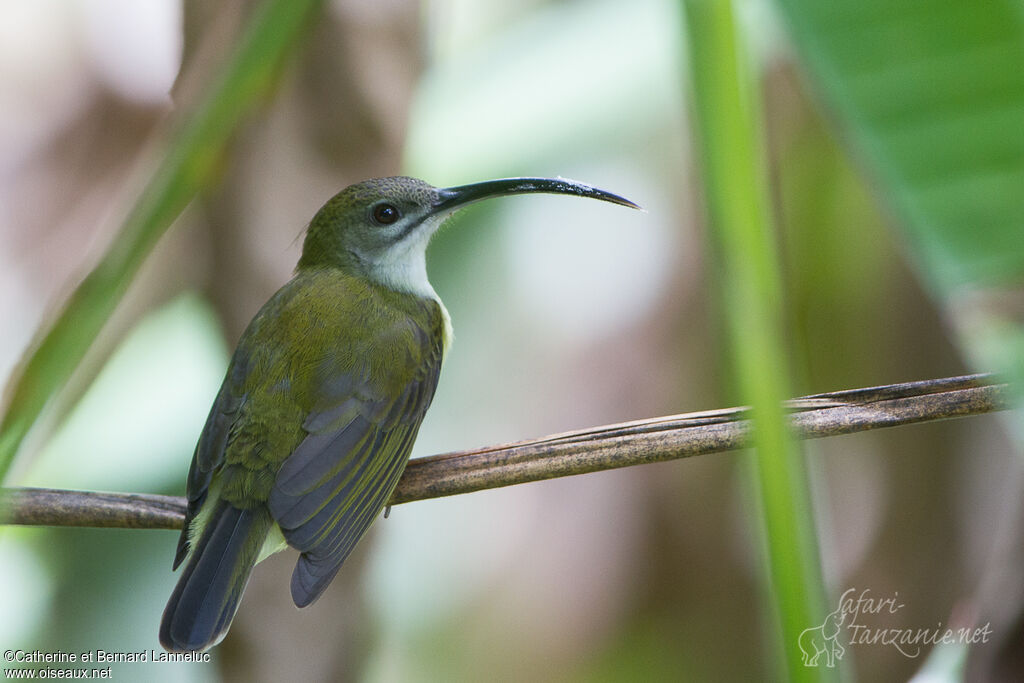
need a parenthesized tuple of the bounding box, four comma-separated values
(268, 330, 443, 608)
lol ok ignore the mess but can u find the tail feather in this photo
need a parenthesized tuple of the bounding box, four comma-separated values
(160, 501, 271, 652)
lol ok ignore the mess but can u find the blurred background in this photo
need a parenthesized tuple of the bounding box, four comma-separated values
(1, 0, 1022, 681)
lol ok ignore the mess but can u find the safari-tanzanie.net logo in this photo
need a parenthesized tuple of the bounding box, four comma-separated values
(798, 588, 993, 668)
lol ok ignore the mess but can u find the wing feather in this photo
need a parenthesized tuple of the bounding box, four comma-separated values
(269, 332, 442, 607)
(288, 431, 415, 606)
(273, 413, 376, 497)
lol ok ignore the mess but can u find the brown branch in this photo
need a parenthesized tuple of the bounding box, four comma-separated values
(0, 489, 186, 529)
(0, 374, 1008, 530)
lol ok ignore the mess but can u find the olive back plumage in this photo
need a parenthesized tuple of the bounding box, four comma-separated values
(161, 267, 444, 651)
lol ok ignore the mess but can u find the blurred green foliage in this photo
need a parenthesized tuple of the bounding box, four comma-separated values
(776, 0, 1024, 292)
(681, 0, 826, 680)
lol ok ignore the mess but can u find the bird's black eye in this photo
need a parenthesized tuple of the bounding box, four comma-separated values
(372, 203, 400, 225)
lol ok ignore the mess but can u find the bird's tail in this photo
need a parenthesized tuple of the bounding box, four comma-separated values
(159, 501, 272, 652)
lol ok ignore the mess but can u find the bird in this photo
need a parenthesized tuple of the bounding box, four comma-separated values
(159, 175, 639, 652)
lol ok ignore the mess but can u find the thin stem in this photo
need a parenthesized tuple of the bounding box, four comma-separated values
(0, 375, 1004, 529)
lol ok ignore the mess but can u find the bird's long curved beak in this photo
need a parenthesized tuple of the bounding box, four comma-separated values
(433, 177, 641, 214)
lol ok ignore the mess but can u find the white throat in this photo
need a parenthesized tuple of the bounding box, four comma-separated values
(367, 215, 453, 350)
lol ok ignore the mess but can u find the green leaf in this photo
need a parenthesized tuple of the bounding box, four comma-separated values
(681, 1, 829, 680)
(773, 0, 1024, 293)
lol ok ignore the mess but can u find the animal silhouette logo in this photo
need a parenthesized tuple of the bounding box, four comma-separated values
(799, 606, 846, 668)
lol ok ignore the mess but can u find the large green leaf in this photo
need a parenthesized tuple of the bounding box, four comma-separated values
(774, 0, 1024, 293)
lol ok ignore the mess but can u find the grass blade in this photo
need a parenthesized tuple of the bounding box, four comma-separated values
(681, 0, 830, 679)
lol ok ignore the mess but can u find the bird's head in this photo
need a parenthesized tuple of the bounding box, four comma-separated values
(299, 175, 639, 296)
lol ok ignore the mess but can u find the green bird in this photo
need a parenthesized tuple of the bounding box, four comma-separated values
(159, 176, 638, 652)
